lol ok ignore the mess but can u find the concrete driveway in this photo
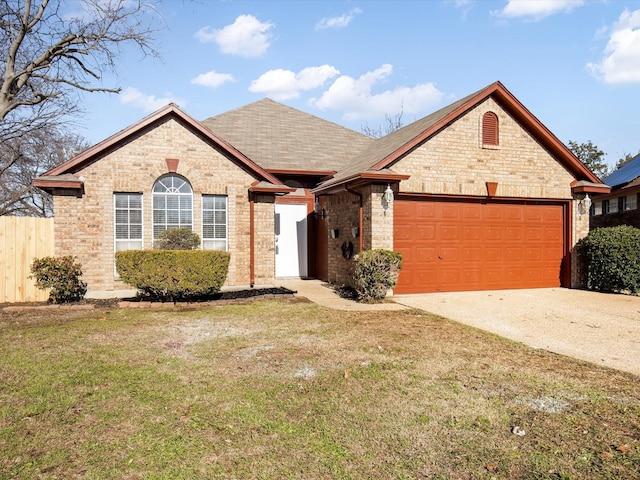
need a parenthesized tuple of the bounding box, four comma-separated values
(394, 288, 640, 377)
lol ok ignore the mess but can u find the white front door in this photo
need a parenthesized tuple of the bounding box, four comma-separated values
(275, 203, 308, 278)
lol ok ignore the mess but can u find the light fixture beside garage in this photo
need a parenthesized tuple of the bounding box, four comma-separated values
(578, 194, 592, 217)
(383, 184, 394, 211)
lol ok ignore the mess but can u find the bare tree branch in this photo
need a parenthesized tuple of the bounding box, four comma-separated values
(0, 0, 161, 122)
(0, 0, 162, 216)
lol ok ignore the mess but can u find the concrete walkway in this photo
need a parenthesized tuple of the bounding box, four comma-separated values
(279, 279, 640, 377)
(278, 278, 407, 311)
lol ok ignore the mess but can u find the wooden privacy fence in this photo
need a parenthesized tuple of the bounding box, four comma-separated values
(0, 216, 54, 303)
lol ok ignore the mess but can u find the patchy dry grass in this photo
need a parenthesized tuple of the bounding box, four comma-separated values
(0, 298, 638, 479)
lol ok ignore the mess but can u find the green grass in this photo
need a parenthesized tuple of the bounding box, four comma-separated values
(0, 299, 638, 479)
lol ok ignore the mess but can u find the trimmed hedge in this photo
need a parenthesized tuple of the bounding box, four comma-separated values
(116, 250, 230, 301)
(30, 256, 87, 304)
(576, 225, 640, 294)
(353, 249, 403, 303)
(154, 228, 200, 250)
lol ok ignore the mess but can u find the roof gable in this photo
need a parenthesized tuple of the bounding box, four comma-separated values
(202, 98, 374, 173)
(38, 103, 283, 186)
(316, 81, 603, 191)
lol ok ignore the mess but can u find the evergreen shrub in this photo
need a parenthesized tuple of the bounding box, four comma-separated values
(116, 250, 230, 301)
(576, 225, 640, 294)
(154, 228, 200, 250)
(30, 256, 87, 303)
(352, 249, 403, 303)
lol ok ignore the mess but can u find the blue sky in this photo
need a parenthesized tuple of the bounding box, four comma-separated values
(76, 0, 640, 168)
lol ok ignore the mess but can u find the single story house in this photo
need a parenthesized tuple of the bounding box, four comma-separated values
(34, 81, 609, 295)
(590, 153, 640, 229)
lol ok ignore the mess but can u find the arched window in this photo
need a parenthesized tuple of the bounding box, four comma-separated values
(152, 174, 193, 239)
(482, 111, 499, 146)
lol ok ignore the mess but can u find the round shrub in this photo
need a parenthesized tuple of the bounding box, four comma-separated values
(353, 249, 403, 303)
(576, 225, 640, 294)
(30, 256, 87, 304)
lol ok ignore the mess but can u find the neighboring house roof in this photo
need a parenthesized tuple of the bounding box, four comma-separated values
(314, 81, 603, 193)
(602, 153, 640, 189)
(201, 98, 374, 173)
(34, 103, 291, 192)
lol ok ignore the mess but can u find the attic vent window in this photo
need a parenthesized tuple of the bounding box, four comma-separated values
(482, 111, 499, 147)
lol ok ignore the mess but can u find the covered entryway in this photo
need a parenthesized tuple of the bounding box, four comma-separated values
(394, 197, 568, 293)
(275, 203, 308, 278)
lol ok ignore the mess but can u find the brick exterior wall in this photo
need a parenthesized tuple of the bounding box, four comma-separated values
(325, 189, 361, 285)
(53, 118, 276, 293)
(324, 184, 396, 287)
(394, 99, 575, 199)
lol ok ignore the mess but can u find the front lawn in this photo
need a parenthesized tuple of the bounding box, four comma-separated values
(1, 299, 638, 479)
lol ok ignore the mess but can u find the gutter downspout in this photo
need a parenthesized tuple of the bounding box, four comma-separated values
(345, 186, 364, 252)
(249, 193, 255, 287)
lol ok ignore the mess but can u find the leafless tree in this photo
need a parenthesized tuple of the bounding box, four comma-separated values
(0, 0, 161, 216)
(0, 126, 89, 216)
(361, 108, 405, 138)
(1, 0, 160, 124)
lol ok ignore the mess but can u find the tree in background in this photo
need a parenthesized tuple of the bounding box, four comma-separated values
(361, 109, 405, 138)
(614, 151, 640, 171)
(568, 140, 610, 179)
(0, 127, 89, 216)
(0, 0, 160, 216)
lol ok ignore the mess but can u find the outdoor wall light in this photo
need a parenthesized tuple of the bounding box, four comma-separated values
(578, 194, 592, 217)
(314, 197, 326, 218)
(351, 226, 359, 238)
(382, 184, 394, 211)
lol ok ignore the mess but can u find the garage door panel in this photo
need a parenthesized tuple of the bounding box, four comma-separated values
(483, 268, 504, 284)
(416, 247, 437, 262)
(416, 224, 436, 240)
(394, 224, 413, 242)
(395, 199, 566, 293)
(504, 226, 523, 241)
(439, 247, 460, 262)
(415, 203, 437, 219)
(439, 268, 462, 287)
(441, 204, 461, 219)
(462, 247, 481, 261)
(485, 226, 502, 241)
(463, 225, 481, 240)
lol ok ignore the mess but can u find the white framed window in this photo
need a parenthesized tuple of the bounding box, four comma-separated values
(608, 198, 618, 214)
(593, 201, 602, 216)
(152, 174, 193, 240)
(202, 195, 228, 251)
(625, 195, 637, 211)
(114, 193, 143, 251)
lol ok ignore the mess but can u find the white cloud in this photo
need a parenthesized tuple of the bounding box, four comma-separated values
(120, 87, 183, 112)
(310, 64, 444, 121)
(191, 71, 235, 88)
(249, 65, 340, 100)
(588, 9, 640, 85)
(316, 8, 362, 30)
(492, 0, 584, 21)
(195, 14, 274, 58)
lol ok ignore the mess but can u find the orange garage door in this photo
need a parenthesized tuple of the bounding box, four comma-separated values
(394, 199, 567, 294)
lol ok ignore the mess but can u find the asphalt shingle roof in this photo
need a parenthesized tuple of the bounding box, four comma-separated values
(316, 87, 485, 189)
(201, 99, 374, 173)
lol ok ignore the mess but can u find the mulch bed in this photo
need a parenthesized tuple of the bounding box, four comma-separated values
(1, 287, 297, 313)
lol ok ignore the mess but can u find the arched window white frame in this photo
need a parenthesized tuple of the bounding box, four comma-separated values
(152, 174, 193, 240)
